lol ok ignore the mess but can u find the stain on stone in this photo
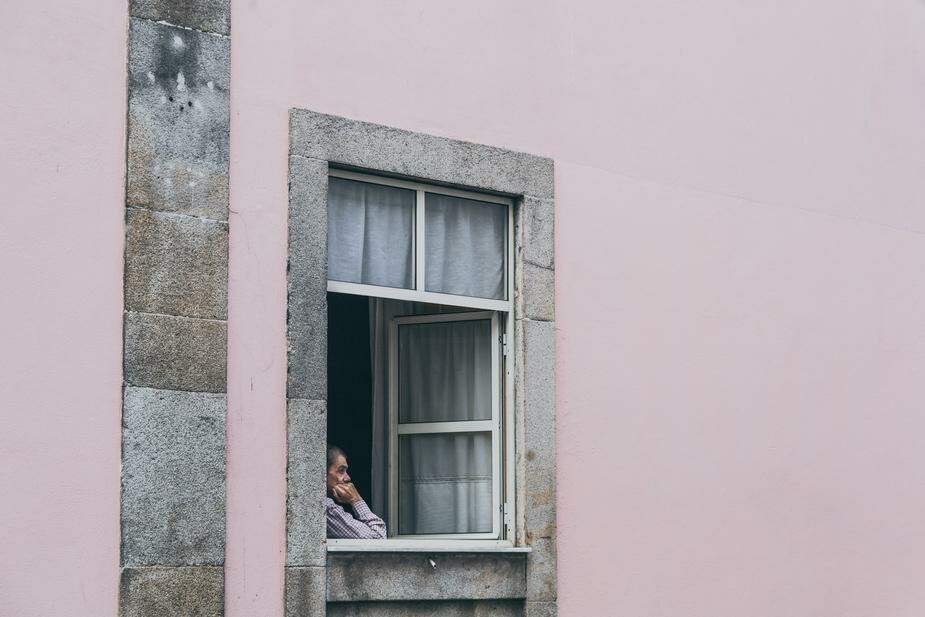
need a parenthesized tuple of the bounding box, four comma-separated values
(153, 27, 202, 98)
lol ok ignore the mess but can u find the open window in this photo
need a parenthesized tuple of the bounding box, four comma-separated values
(325, 169, 514, 545)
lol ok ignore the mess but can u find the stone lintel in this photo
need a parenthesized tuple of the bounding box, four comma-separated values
(290, 109, 554, 200)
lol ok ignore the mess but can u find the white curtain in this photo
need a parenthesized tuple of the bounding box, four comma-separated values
(425, 193, 506, 300)
(398, 319, 492, 423)
(368, 298, 415, 521)
(369, 300, 494, 534)
(328, 177, 414, 289)
(399, 433, 492, 535)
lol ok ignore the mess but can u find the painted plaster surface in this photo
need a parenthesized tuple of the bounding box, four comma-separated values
(0, 1, 125, 615)
(229, 2, 925, 617)
(4, 1, 925, 617)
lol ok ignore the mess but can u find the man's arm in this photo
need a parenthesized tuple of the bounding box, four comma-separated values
(326, 497, 387, 539)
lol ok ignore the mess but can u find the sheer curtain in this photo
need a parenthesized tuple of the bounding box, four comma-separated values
(398, 319, 492, 423)
(368, 298, 414, 522)
(425, 193, 506, 300)
(398, 433, 492, 534)
(328, 177, 414, 289)
(369, 301, 494, 534)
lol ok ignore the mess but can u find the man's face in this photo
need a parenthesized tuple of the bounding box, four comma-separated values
(326, 454, 351, 495)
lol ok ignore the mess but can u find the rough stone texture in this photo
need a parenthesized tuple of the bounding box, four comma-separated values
(120, 566, 223, 617)
(326, 553, 527, 601)
(125, 207, 228, 320)
(327, 600, 524, 617)
(520, 264, 555, 322)
(288, 155, 328, 401)
(521, 320, 557, 542)
(525, 538, 556, 602)
(127, 18, 230, 220)
(130, 0, 230, 36)
(286, 567, 326, 617)
(525, 601, 556, 617)
(122, 386, 226, 566)
(290, 109, 554, 199)
(288, 156, 328, 312)
(521, 197, 555, 269)
(124, 311, 227, 393)
(287, 306, 327, 401)
(287, 399, 328, 567)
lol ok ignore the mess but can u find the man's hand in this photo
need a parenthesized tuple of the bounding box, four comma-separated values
(331, 482, 362, 506)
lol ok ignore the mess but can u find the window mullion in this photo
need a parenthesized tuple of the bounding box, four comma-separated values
(415, 189, 425, 292)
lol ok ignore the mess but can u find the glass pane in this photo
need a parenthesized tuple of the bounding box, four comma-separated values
(399, 432, 493, 535)
(327, 177, 415, 289)
(425, 193, 507, 300)
(399, 319, 492, 423)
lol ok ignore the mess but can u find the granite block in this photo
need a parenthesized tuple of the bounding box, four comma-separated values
(130, 0, 230, 36)
(521, 196, 554, 269)
(127, 19, 230, 220)
(521, 264, 555, 322)
(125, 207, 228, 320)
(326, 553, 526, 601)
(124, 311, 227, 393)
(122, 386, 226, 566)
(286, 566, 326, 617)
(287, 399, 327, 566)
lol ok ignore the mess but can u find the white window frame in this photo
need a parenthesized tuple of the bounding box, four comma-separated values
(388, 311, 502, 540)
(325, 169, 516, 549)
(326, 168, 514, 313)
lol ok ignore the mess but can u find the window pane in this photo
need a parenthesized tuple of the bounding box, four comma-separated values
(327, 177, 414, 289)
(399, 432, 492, 535)
(399, 319, 492, 423)
(425, 193, 506, 300)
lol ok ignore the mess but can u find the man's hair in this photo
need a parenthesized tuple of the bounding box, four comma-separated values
(327, 444, 346, 470)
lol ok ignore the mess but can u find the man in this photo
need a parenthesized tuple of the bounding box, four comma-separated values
(326, 445, 387, 539)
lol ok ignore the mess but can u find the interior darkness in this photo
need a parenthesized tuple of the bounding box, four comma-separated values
(327, 292, 373, 499)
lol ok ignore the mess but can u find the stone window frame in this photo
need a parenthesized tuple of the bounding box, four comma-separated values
(285, 109, 556, 617)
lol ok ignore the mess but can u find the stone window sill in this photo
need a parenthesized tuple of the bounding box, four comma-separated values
(325, 549, 529, 601)
(327, 539, 531, 553)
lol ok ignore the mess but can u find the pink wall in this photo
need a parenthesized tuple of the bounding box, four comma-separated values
(0, 2, 126, 615)
(4, 1, 925, 615)
(230, 2, 925, 616)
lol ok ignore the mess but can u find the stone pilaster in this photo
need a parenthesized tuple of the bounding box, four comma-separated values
(120, 1, 230, 614)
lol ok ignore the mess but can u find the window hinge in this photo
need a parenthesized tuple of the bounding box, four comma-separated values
(501, 333, 509, 358)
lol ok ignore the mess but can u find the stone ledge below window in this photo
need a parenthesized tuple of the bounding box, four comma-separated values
(324, 551, 528, 601)
(327, 539, 532, 553)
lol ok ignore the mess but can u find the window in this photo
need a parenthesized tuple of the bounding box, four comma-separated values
(325, 169, 514, 543)
(326, 169, 513, 311)
(390, 311, 502, 538)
